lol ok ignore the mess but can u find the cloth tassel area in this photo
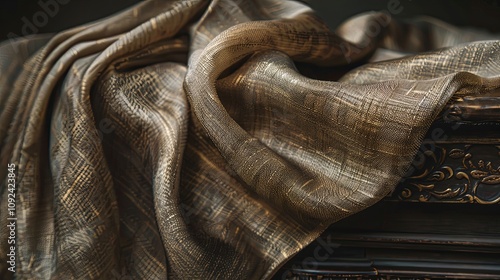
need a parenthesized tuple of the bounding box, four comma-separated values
(1, 0, 499, 279)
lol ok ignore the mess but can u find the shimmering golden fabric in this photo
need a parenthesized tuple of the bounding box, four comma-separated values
(1, 0, 499, 279)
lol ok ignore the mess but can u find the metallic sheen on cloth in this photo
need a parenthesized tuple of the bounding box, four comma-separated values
(1, 0, 499, 279)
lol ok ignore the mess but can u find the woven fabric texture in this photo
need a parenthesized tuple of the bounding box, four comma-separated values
(1, 0, 499, 279)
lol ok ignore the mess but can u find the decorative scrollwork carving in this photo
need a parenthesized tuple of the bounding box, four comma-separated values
(389, 145, 500, 204)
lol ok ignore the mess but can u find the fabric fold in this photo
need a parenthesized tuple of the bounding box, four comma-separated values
(1, 0, 499, 279)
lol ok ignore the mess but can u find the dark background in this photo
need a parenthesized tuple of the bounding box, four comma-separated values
(1, 0, 500, 42)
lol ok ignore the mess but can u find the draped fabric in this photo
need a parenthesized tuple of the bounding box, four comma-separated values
(1, 0, 499, 279)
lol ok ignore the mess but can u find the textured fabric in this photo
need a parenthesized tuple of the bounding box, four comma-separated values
(1, 0, 499, 279)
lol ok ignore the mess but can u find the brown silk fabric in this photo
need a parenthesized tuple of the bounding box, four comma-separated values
(1, 0, 499, 279)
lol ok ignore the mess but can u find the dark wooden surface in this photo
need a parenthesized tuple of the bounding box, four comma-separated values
(276, 203, 500, 279)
